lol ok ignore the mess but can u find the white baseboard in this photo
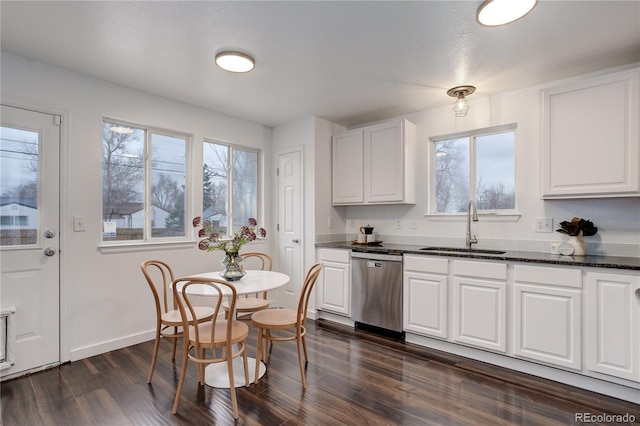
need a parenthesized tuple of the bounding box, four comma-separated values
(405, 333, 640, 405)
(70, 329, 155, 362)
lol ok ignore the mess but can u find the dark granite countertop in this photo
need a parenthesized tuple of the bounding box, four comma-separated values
(315, 241, 640, 271)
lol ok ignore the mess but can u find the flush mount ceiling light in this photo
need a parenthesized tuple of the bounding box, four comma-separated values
(447, 85, 476, 117)
(215, 51, 255, 73)
(477, 0, 538, 27)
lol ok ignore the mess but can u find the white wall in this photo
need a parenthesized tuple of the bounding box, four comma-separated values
(1, 52, 273, 361)
(330, 65, 640, 258)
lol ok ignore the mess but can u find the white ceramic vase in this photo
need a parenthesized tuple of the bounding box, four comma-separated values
(568, 235, 587, 256)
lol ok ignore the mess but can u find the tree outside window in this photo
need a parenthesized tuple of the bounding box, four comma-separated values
(102, 120, 188, 242)
(433, 126, 515, 213)
(203, 141, 258, 237)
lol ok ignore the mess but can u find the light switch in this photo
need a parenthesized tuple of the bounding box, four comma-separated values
(534, 217, 553, 233)
(73, 216, 86, 232)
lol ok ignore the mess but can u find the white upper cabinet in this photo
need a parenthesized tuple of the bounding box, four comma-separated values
(541, 68, 640, 198)
(332, 119, 417, 205)
(332, 129, 365, 204)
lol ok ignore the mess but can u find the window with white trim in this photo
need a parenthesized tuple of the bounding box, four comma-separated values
(431, 124, 516, 214)
(102, 120, 190, 242)
(202, 140, 259, 236)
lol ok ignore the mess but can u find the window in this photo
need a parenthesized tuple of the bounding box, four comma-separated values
(431, 125, 515, 214)
(202, 140, 259, 236)
(102, 120, 189, 242)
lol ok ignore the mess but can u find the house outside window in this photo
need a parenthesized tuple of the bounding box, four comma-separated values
(202, 140, 259, 237)
(431, 124, 516, 214)
(102, 120, 190, 242)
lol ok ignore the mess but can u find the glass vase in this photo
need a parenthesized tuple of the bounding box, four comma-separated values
(219, 251, 246, 281)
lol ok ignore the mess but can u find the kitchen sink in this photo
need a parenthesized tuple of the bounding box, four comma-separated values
(419, 247, 506, 255)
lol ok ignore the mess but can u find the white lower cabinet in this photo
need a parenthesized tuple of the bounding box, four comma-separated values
(453, 260, 507, 353)
(403, 255, 448, 339)
(317, 249, 351, 316)
(585, 270, 640, 382)
(513, 265, 582, 370)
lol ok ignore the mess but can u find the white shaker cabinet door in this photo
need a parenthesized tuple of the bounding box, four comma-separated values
(366, 120, 404, 203)
(317, 249, 351, 316)
(403, 271, 448, 339)
(513, 265, 583, 370)
(585, 271, 640, 382)
(542, 68, 639, 198)
(332, 129, 364, 204)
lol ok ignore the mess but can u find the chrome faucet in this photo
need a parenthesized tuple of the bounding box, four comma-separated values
(466, 200, 479, 249)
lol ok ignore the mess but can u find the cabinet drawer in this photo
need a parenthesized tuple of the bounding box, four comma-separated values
(404, 255, 448, 274)
(515, 265, 582, 288)
(319, 248, 350, 263)
(454, 260, 506, 280)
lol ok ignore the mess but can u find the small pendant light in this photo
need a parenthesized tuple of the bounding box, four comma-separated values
(447, 86, 476, 117)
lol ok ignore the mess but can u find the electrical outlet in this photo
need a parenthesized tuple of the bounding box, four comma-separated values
(348, 219, 355, 227)
(535, 217, 553, 233)
(410, 220, 418, 230)
(328, 217, 334, 229)
(395, 220, 402, 229)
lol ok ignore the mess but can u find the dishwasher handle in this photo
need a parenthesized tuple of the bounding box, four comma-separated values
(351, 251, 403, 262)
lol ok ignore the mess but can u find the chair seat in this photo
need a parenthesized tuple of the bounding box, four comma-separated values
(161, 306, 216, 326)
(188, 320, 249, 346)
(251, 308, 301, 329)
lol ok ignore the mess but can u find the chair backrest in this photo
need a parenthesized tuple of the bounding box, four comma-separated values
(240, 252, 273, 271)
(172, 276, 238, 346)
(297, 263, 323, 328)
(240, 252, 273, 298)
(141, 260, 176, 316)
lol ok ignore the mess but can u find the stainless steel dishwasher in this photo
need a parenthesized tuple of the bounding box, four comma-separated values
(351, 251, 404, 339)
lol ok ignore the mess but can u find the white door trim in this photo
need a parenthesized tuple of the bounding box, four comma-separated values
(275, 145, 304, 310)
(1, 99, 70, 366)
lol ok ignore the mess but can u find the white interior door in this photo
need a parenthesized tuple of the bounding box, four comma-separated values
(277, 149, 303, 310)
(0, 104, 60, 378)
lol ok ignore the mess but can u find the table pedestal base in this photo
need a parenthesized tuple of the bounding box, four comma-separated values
(204, 357, 266, 388)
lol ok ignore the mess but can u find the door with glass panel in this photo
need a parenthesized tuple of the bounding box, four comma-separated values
(0, 105, 60, 378)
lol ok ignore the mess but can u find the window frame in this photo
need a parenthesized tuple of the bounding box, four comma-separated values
(428, 123, 520, 220)
(202, 138, 262, 237)
(100, 118, 193, 248)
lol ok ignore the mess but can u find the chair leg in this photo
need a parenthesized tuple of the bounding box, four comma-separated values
(147, 326, 161, 383)
(241, 342, 250, 387)
(171, 344, 190, 414)
(254, 328, 263, 384)
(197, 347, 205, 385)
(296, 336, 307, 388)
(171, 328, 178, 360)
(301, 334, 309, 364)
(226, 345, 239, 419)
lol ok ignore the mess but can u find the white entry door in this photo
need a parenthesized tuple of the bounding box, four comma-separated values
(0, 105, 61, 378)
(277, 149, 303, 310)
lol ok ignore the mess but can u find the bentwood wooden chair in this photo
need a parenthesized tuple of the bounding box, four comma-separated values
(223, 252, 273, 319)
(171, 277, 250, 419)
(251, 262, 323, 388)
(140, 260, 215, 383)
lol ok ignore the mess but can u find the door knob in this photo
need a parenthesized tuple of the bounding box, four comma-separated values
(44, 247, 56, 257)
(292, 239, 300, 244)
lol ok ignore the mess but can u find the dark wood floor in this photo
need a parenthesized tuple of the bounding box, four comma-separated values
(2, 319, 639, 425)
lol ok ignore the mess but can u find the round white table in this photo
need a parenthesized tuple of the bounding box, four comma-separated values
(175, 270, 290, 388)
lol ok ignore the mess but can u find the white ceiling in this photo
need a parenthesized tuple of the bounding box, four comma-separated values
(1, 1, 639, 128)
